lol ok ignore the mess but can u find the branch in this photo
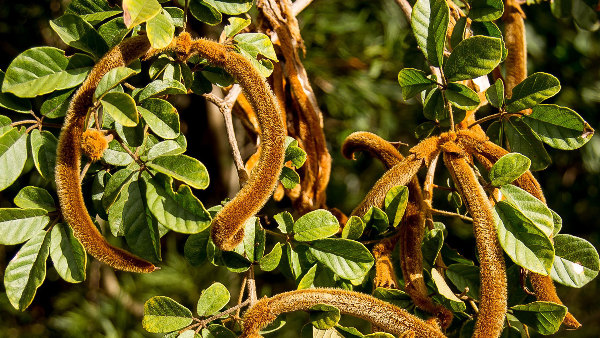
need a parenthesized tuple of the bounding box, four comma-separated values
(394, 0, 412, 21)
(292, 0, 314, 16)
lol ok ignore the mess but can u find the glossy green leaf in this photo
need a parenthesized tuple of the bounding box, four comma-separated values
(522, 104, 594, 150)
(50, 223, 86, 283)
(184, 228, 210, 266)
(372, 287, 413, 308)
(494, 201, 554, 275)
(260, 243, 283, 272)
(123, 0, 161, 28)
(411, 0, 449, 67)
(189, 0, 222, 25)
(40, 88, 74, 118)
(274, 211, 294, 234)
(384, 185, 409, 228)
(431, 268, 466, 312)
(505, 73, 561, 113)
(100, 92, 139, 127)
(284, 138, 307, 168)
(234, 33, 278, 61)
(139, 98, 180, 139)
(102, 166, 138, 210)
(444, 36, 503, 81)
(98, 17, 129, 48)
(0, 70, 31, 113)
(29, 129, 58, 181)
(510, 301, 567, 335)
(0, 208, 50, 245)
(550, 234, 599, 288)
(308, 238, 374, 280)
(202, 324, 237, 338)
(3, 47, 92, 97)
(221, 251, 252, 273)
(294, 209, 340, 242)
(486, 78, 504, 108)
(280, 166, 300, 189)
(148, 155, 209, 189)
(244, 217, 265, 262)
(197, 282, 230, 316)
(204, 0, 253, 15)
(423, 88, 447, 121)
(94, 66, 139, 100)
(503, 117, 551, 171)
(446, 263, 480, 300)
(144, 174, 211, 234)
(137, 79, 187, 102)
(14, 186, 56, 212)
(450, 17, 467, 49)
(500, 184, 554, 237)
(145, 138, 187, 161)
(415, 121, 437, 139)
(224, 17, 251, 38)
(397, 68, 436, 100)
(142, 296, 193, 333)
(4, 231, 51, 310)
(422, 225, 444, 266)
(0, 127, 30, 189)
(297, 264, 318, 290)
(50, 13, 109, 58)
(445, 82, 481, 110)
(341, 216, 365, 240)
(310, 304, 341, 330)
(470, 21, 508, 60)
(469, 0, 504, 22)
(362, 206, 389, 234)
(80, 10, 122, 25)
(488, 153, 531, 187)
(164, 7, 184, 27)
(147, 10, 175, 49)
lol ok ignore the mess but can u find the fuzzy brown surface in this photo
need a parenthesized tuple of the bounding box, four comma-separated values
(240, 288, 446, 337)
(342, 131, 404, 169)
(503, 0, 527, 98)
(55, 35, 156, 273)
(81, 129, 109, 161)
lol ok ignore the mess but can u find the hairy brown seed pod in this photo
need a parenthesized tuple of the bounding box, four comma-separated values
(444, 143, 507, 338)
(170, 33, 286, 251)
(503, 0, 527, 98)
(55, 35, 156, 273)
(342, 131, 405, 168)
(81, 129, 110, 161)
(240, 288, 446, 338)
(372, 236, 401, 289)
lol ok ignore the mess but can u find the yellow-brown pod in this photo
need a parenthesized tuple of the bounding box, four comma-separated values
(503, 0, 527, 98)
(55, 35, 156, 273)
(444, 143, 507, 338)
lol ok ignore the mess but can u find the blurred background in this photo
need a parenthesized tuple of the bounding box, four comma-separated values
(0, 0, 599, 336)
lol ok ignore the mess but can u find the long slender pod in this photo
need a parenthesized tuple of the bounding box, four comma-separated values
(503, 0, 527, 98)
(171, 34, 286, 250)
(457, 130, 581, 328)
(55, 35, 156, 273)
(444, 143, 507, 338)
(240, 288, 446, 338)
(342, 131, 405, 168)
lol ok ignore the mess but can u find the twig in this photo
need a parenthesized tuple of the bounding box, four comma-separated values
(292, 0, 315, 16)
(80, 161, 92, 183)
(247, 265, 258, 305)
(467, 111, 525, 129)
(430, 208, 473, 223)
(235, 274, 248, 319)
(199, 298, 252, 328)
(394, 0, 412, 20)
(432, 184, 455, 192)
(423, 152, 440, 209)
(10, 119, 38, 127)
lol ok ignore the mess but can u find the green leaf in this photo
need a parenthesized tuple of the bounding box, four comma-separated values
(184, 228, 210, 266)
(139, 98, 180, 139)
(3, 231, 51, 310)
(148, 155, 209, 189)
(3, 47, 92, 97)
(362, 206, 389, 234)
(40, 88, 74, 118)
(422, 225, 444, 266)
(189, 0, 222, 25)
(137, 79, 187, 102)
(297, 264, 318, 290)
(384, 185, 409, 228)
(92, 170, 110, 220)
(0, 70, 31, 113)
(294, 209, 340, 242)
(494, 201, 554, 275)
(14, 186, 56, 212)
(500, 184, 554, 237)
(80, 10, 122, 25)
(0, 128, 28, 191)
(284, 138, 307, 168)
(341, 216, 365, 240)
(234, 33, 277, 61)
(469, 0, 504, 22)
(0, 208, 50, 245)
(308, 238, 374, 280)
(243, 217, 265, 262)
(446, 264, 480, 300)
(450, 17, 467, 49)
(503, 117, 551, 171)
(522, 104, 594, 150)
(488, 153, 531, 187)
(411, 0, 449, 67)
(115, 120, 145, 147)
(65, 0, 113, 15)
(100, 92, 139, 127)
(470, 21, 508, 60)
(204, 0, 253, 15)
(274, 211, 294, 234)
(505, 73, 561, 113)
(102, 166, 138, 211)
(423, 88, 447, 121)
(310, 304, 341, 330)
(444, 36, 503, 82)
(142, 296, 193, 333)
(144, 174, 211, 234)
(94, 66, 139, 100)
(372, 287, 413, 308)
(550, 209, 562, 237)
(280, 166, 300, 189)
(510, 301, 567, 335)
(550, 234, 599, 288)
(147, 10, 175, 49)
(197, 282, 230, 317)
(445, 83, 481, 110)
(415, 121, 437, 139)
(165, 7, 184, 27)
(145, 138, 186, 161)
(50, 223, 86, 283)
(431, 268, 466, 312)
(221, 251, 252, 273)
(237, 48, 275, 78)
(485, 78, 504, 108)
(260, 243, 283, 272)
(224, 17, 251, 38)
(98, 17, 129, 48)
(397, 68, 436, 100)
(50, 14, 109, 58)
(29, 129, 58, 181)
(202, 324, 237, 338)
(123, 0, 161, 28)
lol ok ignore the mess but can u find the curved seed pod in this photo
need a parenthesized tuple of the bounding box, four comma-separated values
(55, 35, 156, 273)
(240, 288, 446, 338)
(503, 0, 527, 98)
(342, 131, 405, 168)
(444, 144, 507, 338)
(456, 130, 581, 328)
(174, 34, 286, 251)
(372, 236, 401, 289)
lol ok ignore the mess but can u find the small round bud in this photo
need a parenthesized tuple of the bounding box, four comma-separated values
(81, 129, 109, 161)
